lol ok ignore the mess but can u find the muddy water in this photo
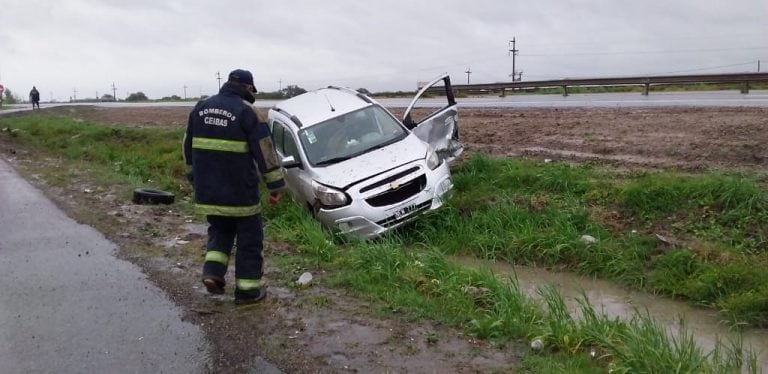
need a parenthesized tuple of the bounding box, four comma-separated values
(452, 256, 768, 369)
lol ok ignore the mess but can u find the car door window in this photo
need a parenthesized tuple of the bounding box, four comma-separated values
(283, 128, 300, 159)
(271, 121, 286, 154)
(271, 120, 302, 162)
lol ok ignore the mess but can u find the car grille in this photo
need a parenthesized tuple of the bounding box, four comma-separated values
(376, 200, 432, 228)
(365, 174, 426, 207)
(360, 166, 420, 194)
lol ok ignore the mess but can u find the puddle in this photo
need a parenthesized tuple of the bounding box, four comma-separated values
(452, 256, 768, 369)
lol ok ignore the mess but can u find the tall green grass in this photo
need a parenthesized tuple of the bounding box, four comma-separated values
(0, 114, 189, 194)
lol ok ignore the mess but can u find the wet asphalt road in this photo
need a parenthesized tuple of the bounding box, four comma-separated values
(0, 159, 210, 373)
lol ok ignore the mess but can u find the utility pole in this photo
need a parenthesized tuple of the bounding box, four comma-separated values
(759, 60, 761, 73)
(278, 79, 283, 91)
(183, 85, 188, 100)
(111, 82, 117, 101)
(508, 37, 520, 82)
(73, 88, 77, 101)
(216, 71, 222, 90)
(465, 67, 472, 84)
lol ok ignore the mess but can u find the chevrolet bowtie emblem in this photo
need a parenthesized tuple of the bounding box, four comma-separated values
(389, 182, 401, 190)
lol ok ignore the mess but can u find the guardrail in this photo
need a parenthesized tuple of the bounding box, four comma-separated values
(441, 72, 768, 96)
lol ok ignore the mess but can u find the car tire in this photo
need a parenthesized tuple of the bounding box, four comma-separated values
(132, 188, 175, 205)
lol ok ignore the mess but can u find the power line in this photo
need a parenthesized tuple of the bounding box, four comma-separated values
(648, 60, 761, 76)
(516, 60, 762, 81)
(231, 39, 766, 90)
(522, 32, 768, 50)
(522, 45, 768, 58)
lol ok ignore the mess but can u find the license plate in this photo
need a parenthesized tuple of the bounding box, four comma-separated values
(394, 204, 417, 219)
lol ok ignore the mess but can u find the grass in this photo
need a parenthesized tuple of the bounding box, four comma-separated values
(1, 112, 765, 372)
(0, 114, 190, 195)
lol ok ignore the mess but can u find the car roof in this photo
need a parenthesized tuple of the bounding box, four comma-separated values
(272, 88, 372, 128)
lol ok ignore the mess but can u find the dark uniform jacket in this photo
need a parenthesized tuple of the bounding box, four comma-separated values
(183, 82, 284, 216)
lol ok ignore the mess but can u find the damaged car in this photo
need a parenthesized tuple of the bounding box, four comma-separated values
(267, 73, 463, 238)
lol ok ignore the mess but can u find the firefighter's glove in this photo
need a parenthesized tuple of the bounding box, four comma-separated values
(268, 191, 283, 206)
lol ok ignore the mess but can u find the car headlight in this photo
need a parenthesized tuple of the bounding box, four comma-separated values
(426, 146, 441, 170)
(312, 180, 350, 208)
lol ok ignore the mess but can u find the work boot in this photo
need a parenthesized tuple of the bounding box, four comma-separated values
(202, 276, 225, 295)
(234, 288, 267, 305)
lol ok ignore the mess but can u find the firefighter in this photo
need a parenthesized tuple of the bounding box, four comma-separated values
(183, 69, 284, 305)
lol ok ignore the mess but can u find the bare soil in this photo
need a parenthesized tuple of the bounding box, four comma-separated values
(3, 104, 768, 373)
(456, 106, 768, 172)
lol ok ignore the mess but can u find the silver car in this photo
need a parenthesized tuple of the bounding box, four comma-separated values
(267, 74, 463, 238)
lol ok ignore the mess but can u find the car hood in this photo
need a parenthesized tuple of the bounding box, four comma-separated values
(313, 134, 427, 189)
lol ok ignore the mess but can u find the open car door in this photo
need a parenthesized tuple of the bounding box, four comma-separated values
(402, 73, 463, 164)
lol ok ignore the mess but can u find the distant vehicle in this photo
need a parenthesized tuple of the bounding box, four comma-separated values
(267, 74, 463, 238)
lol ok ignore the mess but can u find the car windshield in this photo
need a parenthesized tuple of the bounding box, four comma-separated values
(298, 105, 408, 166)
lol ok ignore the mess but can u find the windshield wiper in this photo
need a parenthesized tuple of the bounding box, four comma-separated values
(363, 133, 407, 153)
(315, 155, 353, 166)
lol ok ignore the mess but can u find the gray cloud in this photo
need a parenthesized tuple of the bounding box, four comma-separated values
(1, 0, 765, 101)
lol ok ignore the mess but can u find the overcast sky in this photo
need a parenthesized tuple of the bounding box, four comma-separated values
(1, 0, 766, 101)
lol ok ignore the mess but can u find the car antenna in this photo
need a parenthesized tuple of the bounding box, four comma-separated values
(324, 94, 336, 112)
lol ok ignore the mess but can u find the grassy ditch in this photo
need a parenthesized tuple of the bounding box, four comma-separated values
(404, 155, 768, 327)
(0, 113, 764, 372)
(268, 203, 760, 373)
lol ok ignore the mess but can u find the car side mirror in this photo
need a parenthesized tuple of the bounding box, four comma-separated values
(281, 155, 301, 169)
(403, 114, 416, 130)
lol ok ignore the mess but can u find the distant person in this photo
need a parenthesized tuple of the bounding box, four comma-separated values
(29, 86, 40, 109)
(183, 69, 284, 305)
